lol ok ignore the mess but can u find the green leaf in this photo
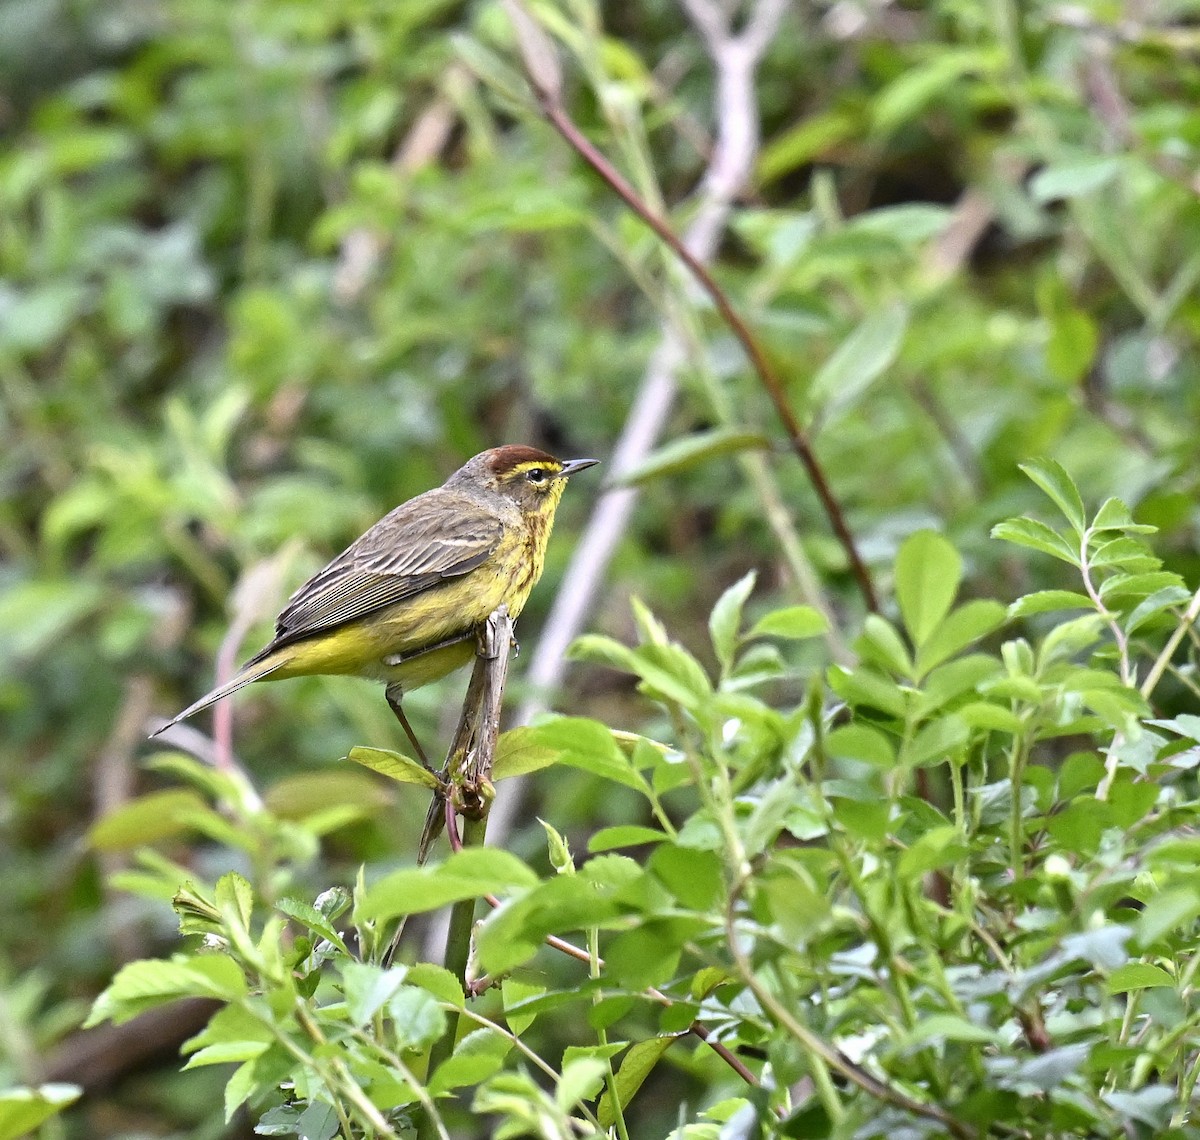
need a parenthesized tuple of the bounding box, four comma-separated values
(748, 606, 828, 641)
(1046, 307, 1098, 385)
(1009, 590, 1093, 617)
(1092, 497, 1155, 533)
(1029, 156, 1122, 202)
(522, 717, 651, 794)
(1106, 963, 1175, 993)
(87, 955, 247, 1027)
(827, 665, 908, 718)
(0, 1085, 82, 1140)
(405, 964, 466, 1010)
(903, 1014, 999, 1047)
(895, 530, 962, 648)
(556, 1057, 608, 1112)
(615, 428, 770, 487)
(857, 614, 914, 678)
(341, 961, 407, 1026)
(359, 848, 538, 923)
(808, 305, 908, 419)
(344, 746, 439, 789)
(181, 1004, 274, 1069)
(871, 48, 999, 135)
(915, 599, 1007, 677)
(87, 790, 210, 851)
(630, 642, 713, 710)
(276, 897, 349, 955)
(588, 825, 670, 852)
(598, 1038, 676, 1128)
(824, 723, 896, 769)
(429, 1029, 510, 1094)
(501, 979, 545, 1036)
(904, 715, 969, 768)
(1137, 888, 1200, 947)
(389, 986, 447, 1050)
(1017, 459, 1086, 533)
(649, 844, 722, 910)
(897, 825, 968, 879)
(709, 570, 756, 672)
(991, 517, 1079, 564)
(491, 726, 561, 780)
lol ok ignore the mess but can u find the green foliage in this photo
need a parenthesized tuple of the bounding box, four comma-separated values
(86, 466, 1200, 1137)
(4, 0, 1200, 1135)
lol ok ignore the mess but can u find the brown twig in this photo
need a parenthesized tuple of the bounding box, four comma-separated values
(417, 609, 513, 1140)
(505, 0, 878, 614)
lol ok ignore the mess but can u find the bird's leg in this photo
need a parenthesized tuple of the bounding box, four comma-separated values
(384, 683, 433, 771)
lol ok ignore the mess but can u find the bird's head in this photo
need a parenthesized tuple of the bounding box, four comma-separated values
(451, 445, 599, 517)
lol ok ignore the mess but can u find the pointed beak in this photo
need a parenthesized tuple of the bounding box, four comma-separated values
(560, 458, 600, 477)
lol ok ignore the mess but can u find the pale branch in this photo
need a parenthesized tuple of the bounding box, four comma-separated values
(493, 0, 824, 847)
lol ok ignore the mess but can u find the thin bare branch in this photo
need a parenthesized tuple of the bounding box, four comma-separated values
(513, 1, 878, 614)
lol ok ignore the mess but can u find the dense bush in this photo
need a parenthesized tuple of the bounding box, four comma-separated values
(2, 0, 1198, 1137)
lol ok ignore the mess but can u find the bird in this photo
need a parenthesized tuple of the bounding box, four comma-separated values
(153, 445, 598, 763)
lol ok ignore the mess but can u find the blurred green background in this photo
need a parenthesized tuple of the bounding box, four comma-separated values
(2, 0, 1198, 1134)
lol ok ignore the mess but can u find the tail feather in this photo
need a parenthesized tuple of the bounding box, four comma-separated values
(150, 654, 285, 738)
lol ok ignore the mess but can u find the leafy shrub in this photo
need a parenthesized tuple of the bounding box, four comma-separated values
(88, 464, 1200, 1138)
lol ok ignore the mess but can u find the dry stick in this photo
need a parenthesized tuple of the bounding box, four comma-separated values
(416, 609, 513, 1140)
(511, 16, 878, 615)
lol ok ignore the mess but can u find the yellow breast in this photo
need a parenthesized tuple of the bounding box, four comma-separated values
(269, 518, 552, 695)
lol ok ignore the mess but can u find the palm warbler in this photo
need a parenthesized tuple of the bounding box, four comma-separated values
(155, 445, 597, 757)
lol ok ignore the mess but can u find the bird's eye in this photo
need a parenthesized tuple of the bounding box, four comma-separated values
(526, 468, 548, 485)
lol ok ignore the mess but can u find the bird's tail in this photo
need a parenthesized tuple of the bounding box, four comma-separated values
(150, 654, 285, 738)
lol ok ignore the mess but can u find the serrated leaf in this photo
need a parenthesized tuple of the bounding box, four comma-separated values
(87, 955, 247, 1027)
(1009, 590, 1093, 617)
(389, 986, 447, 1050)
(991, 517, 1079, 564)
(614, 428, 770, 487)
(1023, 458, 1087, 530)
(276, 897, 349, 955)
(344, 746, 439, 788)
(429, 1029, 510, 1094)
(522, 717, 651, 794)
(895, 529, 962, 648)
(1092, 497, 1155, 533)
(406, 964, 466, 1010)
(748, 606, 828, 641)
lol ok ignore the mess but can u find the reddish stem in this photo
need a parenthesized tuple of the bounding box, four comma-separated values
(535, 99, 879, 613)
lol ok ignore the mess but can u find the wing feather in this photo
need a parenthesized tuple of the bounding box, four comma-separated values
(260, 488, 504, 652)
